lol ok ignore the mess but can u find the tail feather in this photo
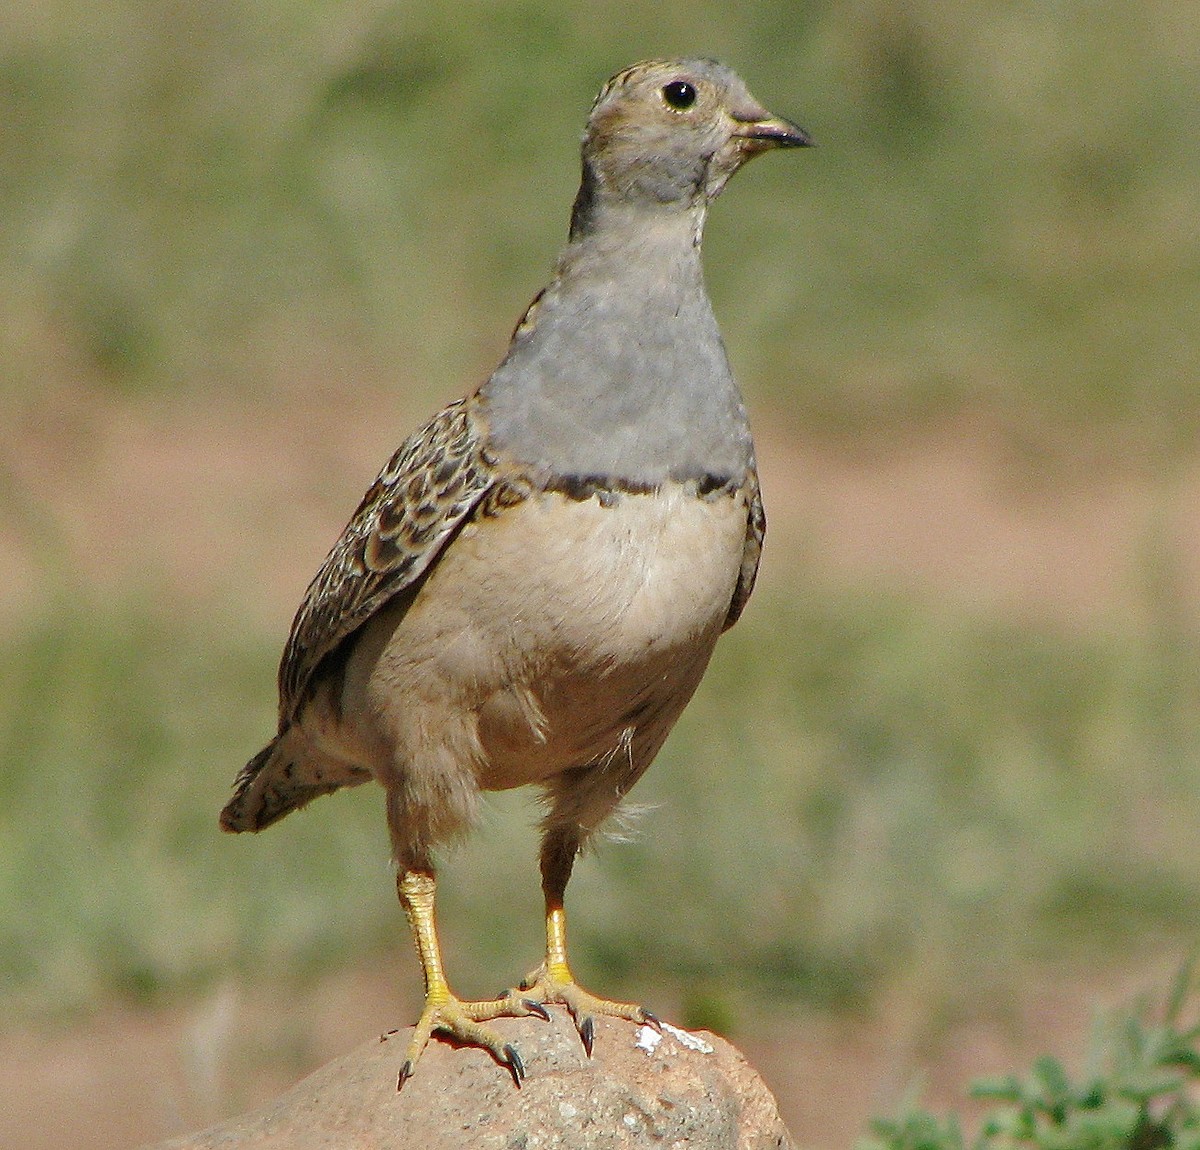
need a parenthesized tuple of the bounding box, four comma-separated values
(219, 731, 371, 833)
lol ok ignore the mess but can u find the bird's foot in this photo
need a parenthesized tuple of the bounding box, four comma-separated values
(516, 962, 660, 1057)
(395, 990, 549, 1090)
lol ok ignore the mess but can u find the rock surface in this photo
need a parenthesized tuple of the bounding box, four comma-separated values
(147, 1011, 794, 1149)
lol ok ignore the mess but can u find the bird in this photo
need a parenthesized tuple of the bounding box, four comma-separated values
(220, 57, 811, 1088)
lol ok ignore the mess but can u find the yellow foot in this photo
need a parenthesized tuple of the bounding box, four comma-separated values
(395, 992, 550, 1090)
(516, 964, 659, 1057)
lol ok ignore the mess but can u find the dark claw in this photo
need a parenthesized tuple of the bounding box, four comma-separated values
(397, 1060, 414, 1092)
(503, 1043, 525, 1086)
(579, 1014, 595, 1058)
(380, 1028, 399, 1042)
(639, 1008, 662, 1031)
(522, 998, 551, 1022)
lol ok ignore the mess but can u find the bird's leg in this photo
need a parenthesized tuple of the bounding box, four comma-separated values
(394, 867, 545, 1089)
(517, 831, 659, 1056)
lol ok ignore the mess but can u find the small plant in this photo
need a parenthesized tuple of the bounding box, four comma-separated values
(862, 963, 1200, 1150)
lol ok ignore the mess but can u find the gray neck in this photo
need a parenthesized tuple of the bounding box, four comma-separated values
(479, 202, 754, 488)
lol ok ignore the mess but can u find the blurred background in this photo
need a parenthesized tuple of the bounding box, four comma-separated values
(2, 1, 1198, 1146)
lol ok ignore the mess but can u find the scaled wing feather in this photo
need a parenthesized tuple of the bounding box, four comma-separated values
(277, 397, 495, 722)
(723, 464, 764, 631)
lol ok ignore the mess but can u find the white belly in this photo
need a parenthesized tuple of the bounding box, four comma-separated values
(348, 484, 748, 793)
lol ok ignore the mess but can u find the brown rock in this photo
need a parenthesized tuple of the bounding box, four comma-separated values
(147, 1012, 794, 1149)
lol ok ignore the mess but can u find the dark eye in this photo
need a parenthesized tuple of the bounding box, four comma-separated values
(661, 80, 697, 111)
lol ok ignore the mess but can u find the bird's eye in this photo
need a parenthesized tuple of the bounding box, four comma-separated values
(661, 81, 697, 111)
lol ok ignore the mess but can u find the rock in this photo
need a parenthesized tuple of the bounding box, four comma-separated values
(147, 1011, 794, 1149)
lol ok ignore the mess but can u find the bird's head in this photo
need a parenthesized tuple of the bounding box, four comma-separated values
(570, 58, 812, 237)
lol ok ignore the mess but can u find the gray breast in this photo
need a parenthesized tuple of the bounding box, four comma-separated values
(480, 244, 754, 489)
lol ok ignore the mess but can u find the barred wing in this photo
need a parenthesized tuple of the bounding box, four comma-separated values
(277, 397, 495, 722)
(723, 463, 765, 631)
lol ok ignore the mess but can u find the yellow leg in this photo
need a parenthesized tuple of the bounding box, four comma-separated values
(519, 892, 658, 1057)
(545, 900, 572, 983)
(395, 868, 545, 1089)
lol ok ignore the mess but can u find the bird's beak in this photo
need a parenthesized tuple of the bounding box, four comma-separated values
(734, 114, 815, 151)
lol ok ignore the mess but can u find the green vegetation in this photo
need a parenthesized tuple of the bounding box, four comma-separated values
(1, 1, 1197, 1035)
(2, 576, 1199, 1023)
(2, 2, 1197, 454)
(863, 965, 1200, 1150)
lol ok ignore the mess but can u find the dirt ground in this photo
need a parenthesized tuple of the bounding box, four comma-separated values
(6, 382, 1200, 631)
(3, 382, 1198, 1147)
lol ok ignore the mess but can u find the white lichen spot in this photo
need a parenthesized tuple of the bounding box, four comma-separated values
(558, 1101, 578, 1120)
(661, 1021, 715, 1054)
(635, 1024, 662, 1054)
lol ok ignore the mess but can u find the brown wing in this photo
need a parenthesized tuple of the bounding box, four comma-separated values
(276, 396, 495, 723)
(723, 463, 765, 631)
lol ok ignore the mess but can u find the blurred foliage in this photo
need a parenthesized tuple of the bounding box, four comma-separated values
(1, 1, 1199, 1031)
(1, 0, 1197, 456)
(0, 599, 393, 1014)
(862, 963, 1200, 1150)
(3, 574, 1200, 1023)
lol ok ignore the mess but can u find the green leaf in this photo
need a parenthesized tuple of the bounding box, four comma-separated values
(971, 1075, 1024, 1102)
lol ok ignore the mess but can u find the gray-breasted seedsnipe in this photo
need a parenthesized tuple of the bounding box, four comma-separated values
(221, 57, 811, 1088)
